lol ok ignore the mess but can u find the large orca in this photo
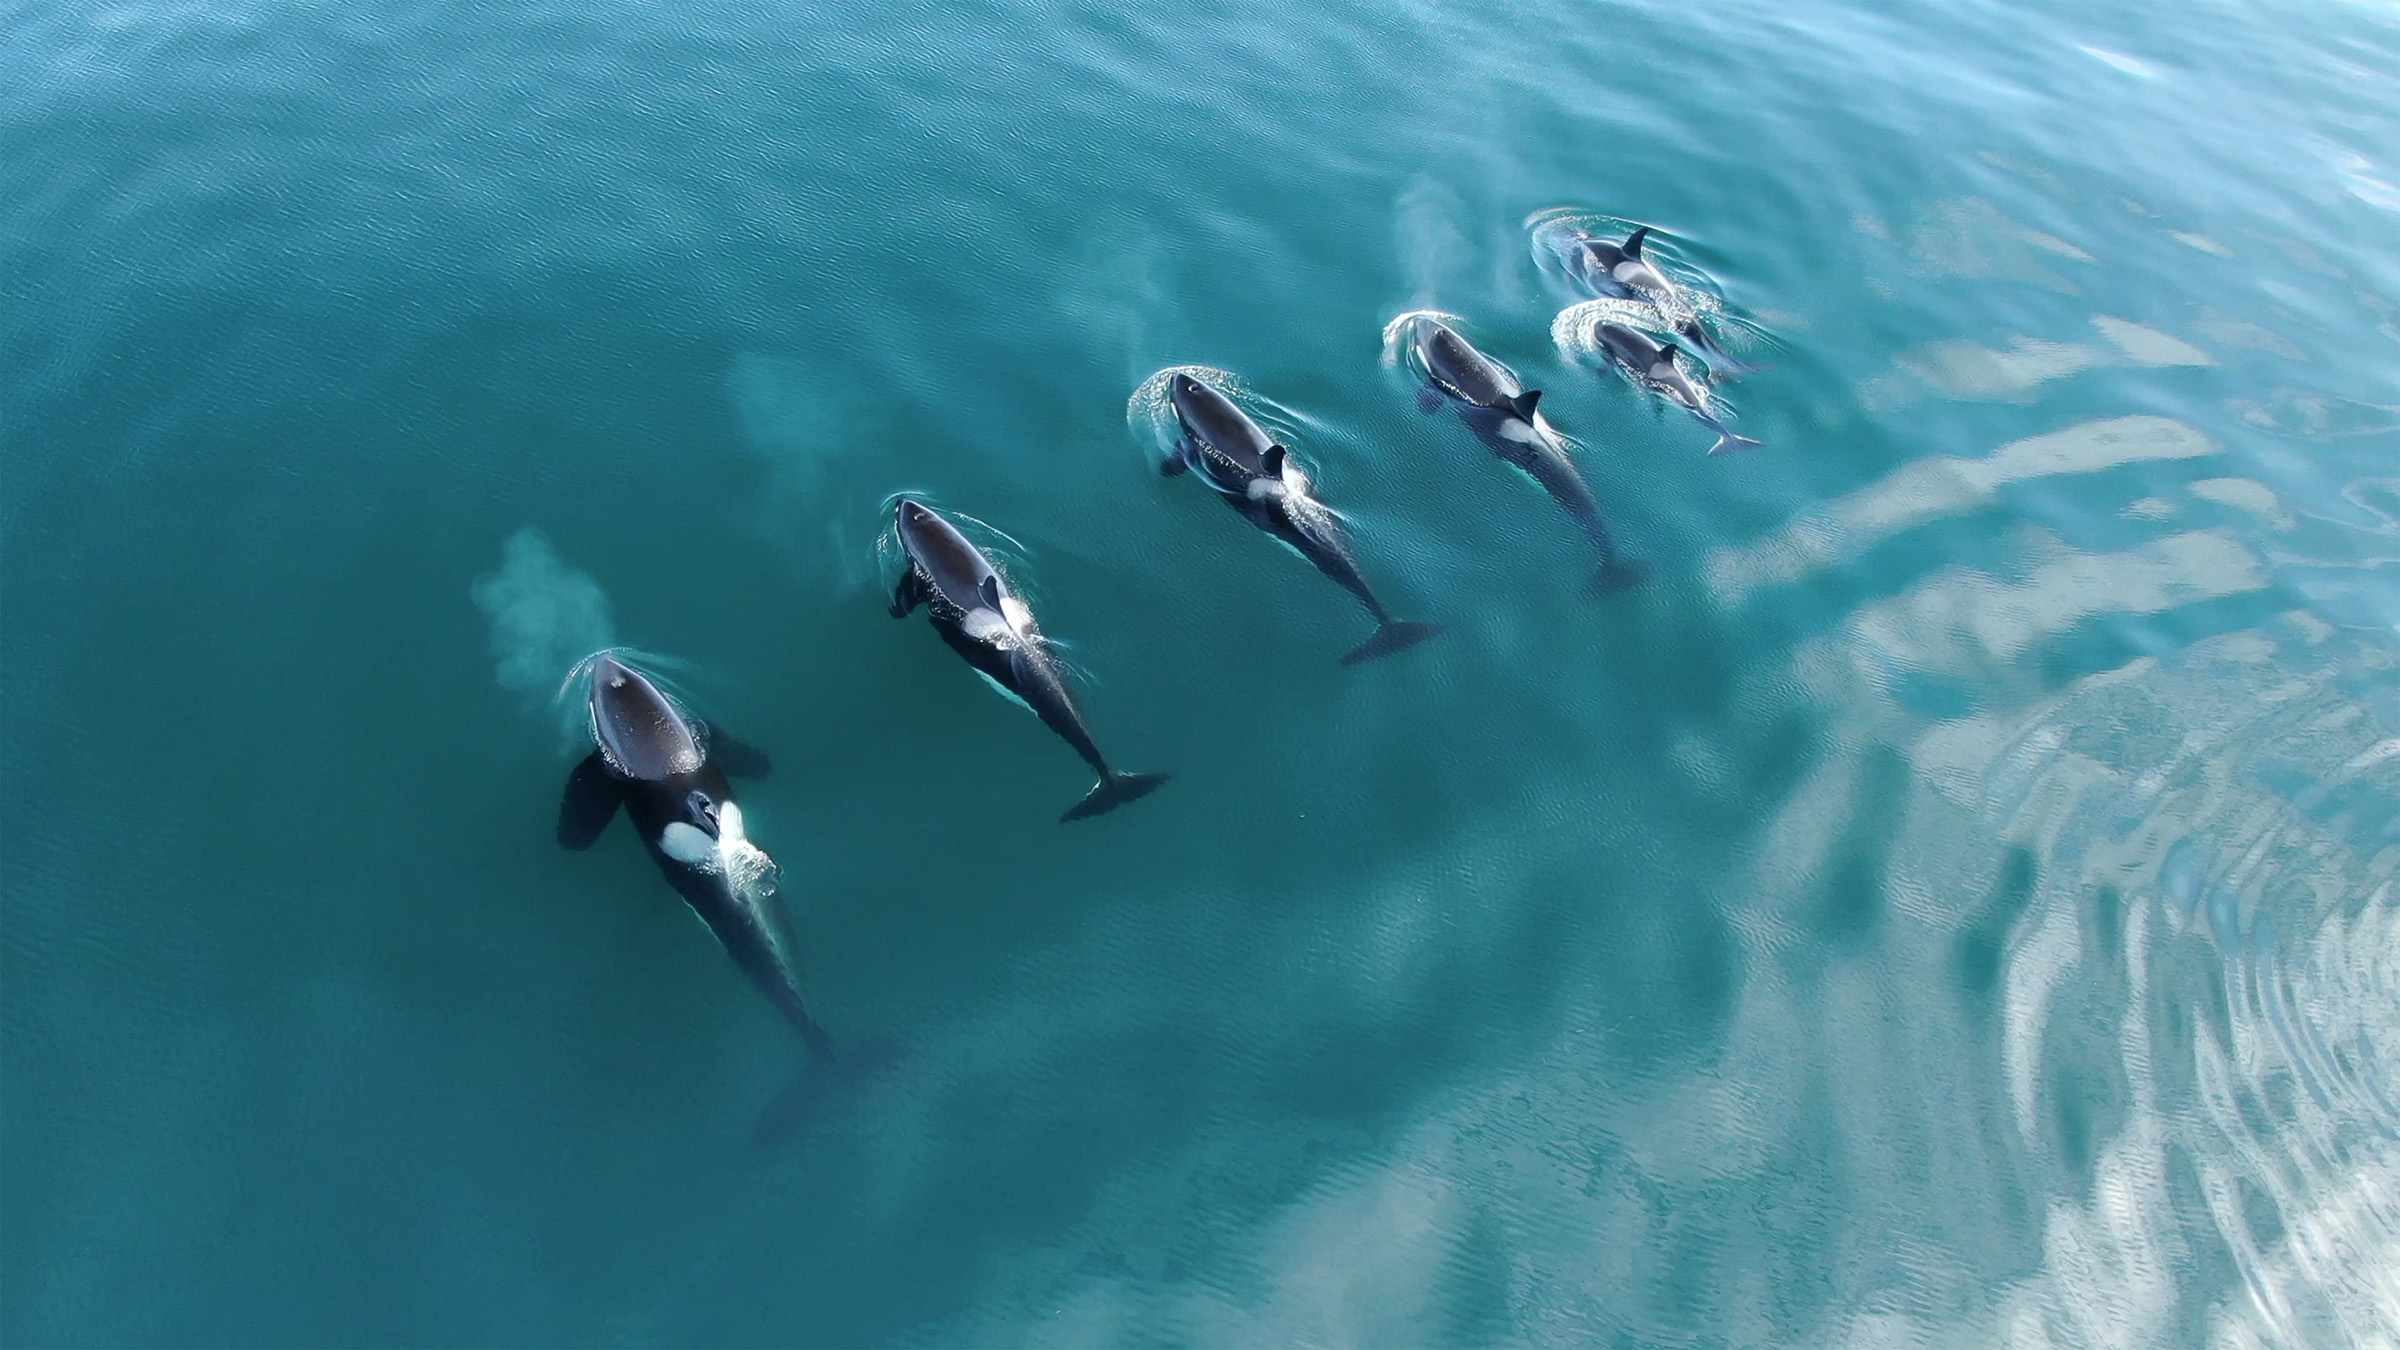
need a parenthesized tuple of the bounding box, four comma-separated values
(1591, 321, 1762, 456)
(1162, 373, 1440, 664)
(558, 655, 832, 1062)
(1406, 317, 1644, 596)
(889, 499, 1168, 822)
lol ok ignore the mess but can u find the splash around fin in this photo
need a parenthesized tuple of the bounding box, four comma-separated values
(1061, 770, 1171, 822)
(1341, 620, 1443, 665)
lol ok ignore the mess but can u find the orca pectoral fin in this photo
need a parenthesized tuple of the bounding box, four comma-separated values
(1416, 387, 1443, 415)
(557, 752, 623, 850)
(704, 722, 774, 778)
(889, 569, 929, 619)
(1160, 449, 1191, 477)
(1708, 432, 1763, 456)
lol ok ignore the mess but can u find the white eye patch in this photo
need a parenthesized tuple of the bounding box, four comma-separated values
(660, 821, 716, 868)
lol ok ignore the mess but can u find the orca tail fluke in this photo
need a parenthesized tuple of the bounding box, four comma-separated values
(1708, 431, 1763, 456)
(1061, 771, 1171, 823)
(751, 1064, 825, 1148)
(750, 1030, 837, 1148)
(1584, 559, 1648, 597)
(1341, 620, 1443, 665)
(749, 1033, 907, 1148)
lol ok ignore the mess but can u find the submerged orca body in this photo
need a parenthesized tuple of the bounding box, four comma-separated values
(889, 499, 1168, 822)
(1162, 373, 1440, 664)
(1669, 313, 1762, 380)
(1407, 317, 1643, 596)
(1591, 321, 1762, 456)
(558, 656, 832, 1064)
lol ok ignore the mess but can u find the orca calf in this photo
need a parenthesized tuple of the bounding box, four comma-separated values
(889, 499, 1168, 822)
(1575, 225, 1675, 299)
(1407, 317, 1644, 596)
(1163, 372, 1440, 664)
(1591, 321, 1762, 456)
(559, 654, 833, 1065)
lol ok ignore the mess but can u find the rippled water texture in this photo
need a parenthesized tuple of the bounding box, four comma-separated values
(5, 0, 2399, 1343)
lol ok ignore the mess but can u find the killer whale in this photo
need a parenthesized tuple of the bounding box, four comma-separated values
(1406, 316, 1644, 596)
(558, 654, 834, 1067)
(1162, 372, 1440, 664)
(1575, 225, 1674, 299)
(889, 499, 1169, 822)
(1591, 320, 1762, 456)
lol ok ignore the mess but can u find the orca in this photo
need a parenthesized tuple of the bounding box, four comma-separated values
(1591, 321, 1762, 456)
(888, 499, 1169, 822)
(1576, 225, 1676, 299)
(558, 655, 835, 1099)
(1555, 223, 1760, 378)
(1407, 316, 1644, 595)
(1162, 372, 1440, 664)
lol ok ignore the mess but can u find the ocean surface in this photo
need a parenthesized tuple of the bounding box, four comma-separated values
(5, 0, 2400, 1343)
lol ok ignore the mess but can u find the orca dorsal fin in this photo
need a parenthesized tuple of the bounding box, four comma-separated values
(978, 574, 1003, 610)
(1658, 342, 1680, 365)
(1264, 444, 1288, 478)
(1508, 389, 1542, 421)
(1624, 225, 1650, 258)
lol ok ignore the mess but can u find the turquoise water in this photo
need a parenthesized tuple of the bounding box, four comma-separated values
(6, 0, 2400, 1341)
